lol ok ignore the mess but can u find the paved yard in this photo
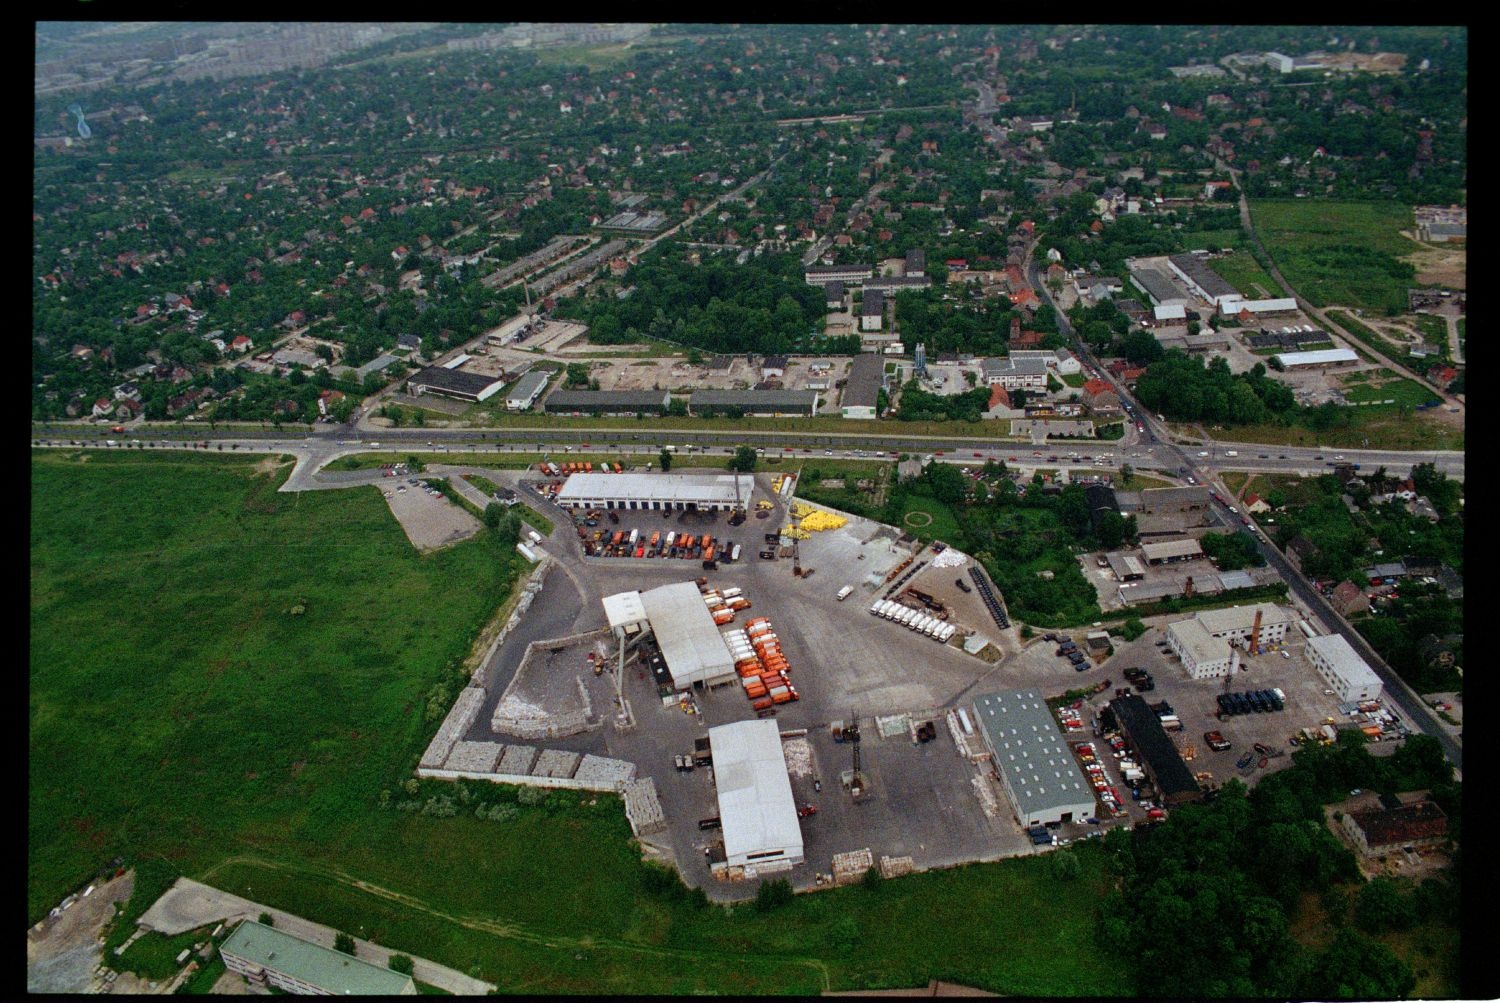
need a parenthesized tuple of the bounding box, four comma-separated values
(380, 480, 483, 552)
(26, 871, 133, 994)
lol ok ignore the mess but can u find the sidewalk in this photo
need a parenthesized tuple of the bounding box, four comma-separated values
(138, 877, 495, 995)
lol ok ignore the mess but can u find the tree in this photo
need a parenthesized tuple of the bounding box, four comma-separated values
(258, 912, 274, 927)
(925, 461, 968, 505)
(495, 510, 523, 546)
(659, 448, 673, 472)
(406, 455, 424, 473)
(484, 502, 504, 528)
(1353, 876, 1413, 934)
(333, 932, 356, 956)
(388, 954, 414, 976)
(1120, 617, 1146, 641)
(754, 877, 793, 912)
(1308, 929, 1416, 1000)
(1119, 462, 1134, 484)
(728, 445, 758, 472)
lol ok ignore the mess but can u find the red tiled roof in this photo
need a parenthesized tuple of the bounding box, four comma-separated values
(1083, 378, 1112, 396)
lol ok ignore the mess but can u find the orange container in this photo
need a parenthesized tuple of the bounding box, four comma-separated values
(746, 685, 768, 699)
(751, 697, 774, 711)
(771, 691, 793, 704)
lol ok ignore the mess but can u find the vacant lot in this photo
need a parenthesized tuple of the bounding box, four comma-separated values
(1250, 200, 1419, 313)
(29, 450, 526, 922)
(1208, 250, 1287, 299)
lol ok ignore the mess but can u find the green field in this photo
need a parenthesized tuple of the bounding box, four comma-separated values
(896, 493, 965, 548)
(1207, 250, 1287, 299)
(1206, 412, 1461, 451)
(1409, 313, 1449, 353)
(1325, 309, 1402, 361)
(29, 451, 528, 921)
(1250, 200, 1419, 313)
(1061, 372, 1088, 388)
(1343, 378, 1441, 408)
(30, 449, 1134, 995)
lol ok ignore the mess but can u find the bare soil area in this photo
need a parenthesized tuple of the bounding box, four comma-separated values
(27, 870, 133, 994)
(1399, 233, 1466, 289)
(380, 482, 483, 552)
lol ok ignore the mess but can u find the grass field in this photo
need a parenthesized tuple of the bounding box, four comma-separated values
(1409, 313, 1449, 353)
(30, 449, 1135, 995)
(1343, 378, 1440, 408)
(1325, 309, 1404, 360)
(1207, 250, 1287, 299)
(1061, 372, 1088, 388)
(1220, 471, 1250, 495)
(1250, 200, 1419, 313)
(29, 451, 528, 922)
(897, 492, 966, 548)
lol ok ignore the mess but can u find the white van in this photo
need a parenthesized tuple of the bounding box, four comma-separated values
(836, 585, 854, 601)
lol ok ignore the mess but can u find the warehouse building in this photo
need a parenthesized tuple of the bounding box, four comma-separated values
(1141, 538, 1205, 565)
(842, 353, 886, 419)
(708, 718, 804, 874)
(504, 369, 552, 411)
(689, 389, 820, 417)
(1306, 634, 1384, 703)
(1107, 695, 1203, 806)
(1273, 348, 1361, 369)
(1127, 263, 1190, 307)
(406, 366, 506, 403)
(543, 389, 671, 415)
(972, 688, 1095, 827)
(220, 920, 416, 995)
(1167, 253, 1242, 307)
(1218, 297, 1298, 318)
(555, 472, 754, 512)
(638, 581, 738, 690)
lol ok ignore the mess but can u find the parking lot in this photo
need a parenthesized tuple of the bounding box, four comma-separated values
(380, 475, 484, 551)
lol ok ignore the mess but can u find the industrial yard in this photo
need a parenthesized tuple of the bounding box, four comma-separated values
(409, 462, 1419, 899)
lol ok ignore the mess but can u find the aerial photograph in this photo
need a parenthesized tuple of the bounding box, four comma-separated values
(31, 21, 1472, 997)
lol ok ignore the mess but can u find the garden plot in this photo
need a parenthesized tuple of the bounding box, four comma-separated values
(380, 482, 483, 552)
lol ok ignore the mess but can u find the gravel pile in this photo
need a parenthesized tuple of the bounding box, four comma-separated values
(780, 737, 813, 777)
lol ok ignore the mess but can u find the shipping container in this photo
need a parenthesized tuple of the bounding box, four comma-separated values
(751, 697, 774, 711)
(771, 691, 794, 704)
(746, 684, 768, 699)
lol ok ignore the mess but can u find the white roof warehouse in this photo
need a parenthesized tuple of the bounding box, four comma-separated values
(709, 718, 804, 874)
(638, 581, 737, 689)
(555, 472, 754, 512)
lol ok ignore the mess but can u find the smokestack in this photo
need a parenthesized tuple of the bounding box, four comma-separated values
(1249, 608, 1263, 655)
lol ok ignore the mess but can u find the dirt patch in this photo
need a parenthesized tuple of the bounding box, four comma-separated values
(27, 870, 134, 994)
(1399, 233, 1466, 289)
(253, 456, 286, 476)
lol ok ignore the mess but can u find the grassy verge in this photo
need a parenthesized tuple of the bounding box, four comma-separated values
(1202, 415, 1461, 451)
(1116, 473, 1176, 491)
(1325, 309, 1404, 359)
(1062, 372, 1088, 388)
(116, 924, 217, 980)
(1220, 471, 1250, 495)
(461, 410, 1017, 438)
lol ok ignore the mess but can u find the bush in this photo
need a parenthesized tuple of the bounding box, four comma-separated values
(1050, 849, 1083, 881)
(388, 954, 414, 975)
(862, 866, 882, 890)
(258, 912, 274, 927)
(754, 878, 793, 912)
(1120, 617, 1146, 642)
(333, 931, 356, 955)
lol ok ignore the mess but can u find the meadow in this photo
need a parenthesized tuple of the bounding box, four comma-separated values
(1250, 200, 1418, 313)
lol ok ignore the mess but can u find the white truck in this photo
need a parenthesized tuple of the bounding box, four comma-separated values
(836, 585, 854, 601)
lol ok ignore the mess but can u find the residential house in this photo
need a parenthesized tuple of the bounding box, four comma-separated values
(1331, 580, 1371, 616)
(1286, 534, 1321, 574)
(91, 397, 113, 418)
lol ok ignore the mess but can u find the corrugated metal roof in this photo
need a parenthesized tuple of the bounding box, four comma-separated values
(971, 689, 1093, 818)
(1141, 538, 1204, 560)
(640, 582, 735, 687)
(710, 719, 803, 864)
(556, 472, 753, 507)
(1275, 348, 1360, 366)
